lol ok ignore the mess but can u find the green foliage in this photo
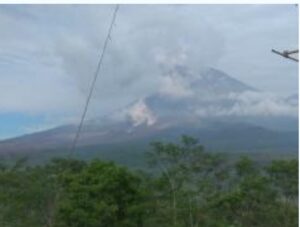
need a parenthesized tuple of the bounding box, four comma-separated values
(208, 176, 277, 227)
(56, 160, 146, 227)
(205, 156, 298, 227)
(0, 136, 298, 227)
(0, 159, 60, 227)
(235, 156, 258, 177)
(266, 159, 298, 199)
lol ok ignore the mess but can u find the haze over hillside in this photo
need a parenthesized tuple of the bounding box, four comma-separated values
(0, 67, 297, 156)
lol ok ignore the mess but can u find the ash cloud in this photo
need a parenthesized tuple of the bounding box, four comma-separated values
(0, 5, 297, 130)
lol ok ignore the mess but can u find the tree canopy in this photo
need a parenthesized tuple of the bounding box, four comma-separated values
(0, 136, 298, 227)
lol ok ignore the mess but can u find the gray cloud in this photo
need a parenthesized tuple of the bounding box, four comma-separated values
(0, 4, 298, 125)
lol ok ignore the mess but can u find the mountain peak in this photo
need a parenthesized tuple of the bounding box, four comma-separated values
(193, 67, 256, 93)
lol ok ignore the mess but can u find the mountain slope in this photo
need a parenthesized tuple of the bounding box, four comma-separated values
(0, 67, 297, 157)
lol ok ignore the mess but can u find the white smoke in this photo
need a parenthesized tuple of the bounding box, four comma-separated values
(127, 99, 156, 126)
(194, 91, 298, 118)
(159, 67, 194, 98)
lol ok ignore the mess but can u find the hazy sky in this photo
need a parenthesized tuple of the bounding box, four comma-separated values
(0, 4, 298, 139)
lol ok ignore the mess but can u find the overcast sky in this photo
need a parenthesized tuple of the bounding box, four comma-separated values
(0, 4, 298, 139)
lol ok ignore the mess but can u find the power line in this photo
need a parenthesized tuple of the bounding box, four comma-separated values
(68, 5, 119, 158)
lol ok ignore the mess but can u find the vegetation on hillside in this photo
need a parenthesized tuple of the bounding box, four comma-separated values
(0, 136, 298, 227)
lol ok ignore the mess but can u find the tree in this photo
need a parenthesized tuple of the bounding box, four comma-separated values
(0, 160, 57, 227)
(207, 157, 298, 227)
(266, 159, 298, 200)
(56, 160, 146, 227)
(0, 137, 297, 227)
(147, 135, 228, 227)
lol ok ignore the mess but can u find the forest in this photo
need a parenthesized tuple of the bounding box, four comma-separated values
(0, 136, 298, 227)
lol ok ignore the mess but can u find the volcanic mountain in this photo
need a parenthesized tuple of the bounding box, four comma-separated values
(0, 67, 297, 157)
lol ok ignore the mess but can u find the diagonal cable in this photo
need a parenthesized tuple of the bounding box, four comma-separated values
(68, 5, 119, 158)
